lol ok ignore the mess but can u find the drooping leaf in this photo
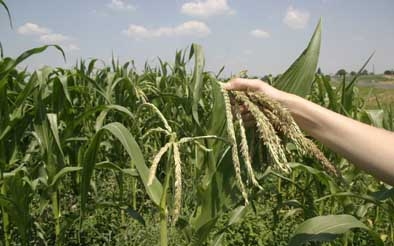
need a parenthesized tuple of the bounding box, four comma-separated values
(0, 0, 12, 28)
(370, 187, 394, 201)
(288, 162, 338, 194)
(80, 122, 163, 220)
(50, 167, 82, 187)
(289, 214, 384, 246)
(275, 18, 322, 97)
(65, 104, 134, 137)
(314, 192, 382, 206)
(0, 45, 66, 80)
(95, 161, 138, 176)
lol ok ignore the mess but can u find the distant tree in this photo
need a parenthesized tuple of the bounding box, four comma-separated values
(384, 70, 394, 75)
(262, 74, 273, 84)
(350, 71, 356, 76)
(361, 69, 368, 75)
(317, 67, 322, 74)
(336, 69, 347, 76)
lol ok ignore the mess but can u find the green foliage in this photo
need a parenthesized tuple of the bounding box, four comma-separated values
(0, 0, 12, 28)
(384, 70, 394, 75)
(275, 18, 322, 97)
(336, 69, 347, 76)
(289, 215, 383, 246)
(0, 13, 392, 246)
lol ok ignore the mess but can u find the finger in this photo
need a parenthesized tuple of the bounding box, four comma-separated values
(223, 78, 263, 92)
(239, 104, 248, 113)
(242, 112, 254, 122)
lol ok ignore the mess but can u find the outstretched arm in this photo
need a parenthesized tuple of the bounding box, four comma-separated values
(224, 78, 394, 185)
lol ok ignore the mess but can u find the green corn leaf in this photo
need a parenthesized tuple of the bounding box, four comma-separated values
(47, 114, 65, 158)
(65, 104, 134, 137)
(80, 122, 163, 219)
(212, 233, 225, 246)
(275, 18, 322, 97)
(341, 52, 374, 114)
(345, 52, 375, 91)
(189, 43, 205, 125)
(0, 194, 17, 210)
(95, 161, 139, 176)
(1, 173, 33, 244)
(124, 207, 146, 226)
(289, 214, 383, 246)
(314, 191, 382, 206)
(0, 0, 12, 28)
(360, 109, 384, 128)
(288, 162, 338, 194)
(228, 205, 248, 226)
(50, 166, 82, 187)
(55, 75, 72, 105)
(15, 45, 65, 68)
(0, 41, 3, 58)
(370, 187, 394, 201)
(0, 45, 65, 80)
(102, 123, 163, 203)
(319, 74, 339, 111)
(189, 217, 219, 246)
(87, 58, 99, 75)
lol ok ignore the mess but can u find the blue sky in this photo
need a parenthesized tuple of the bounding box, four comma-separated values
(1, 0, 393, 76)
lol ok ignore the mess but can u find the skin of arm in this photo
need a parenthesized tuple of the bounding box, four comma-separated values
(224, 78, 394, 186)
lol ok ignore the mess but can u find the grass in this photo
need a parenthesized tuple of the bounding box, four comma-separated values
(332, 74, 394, 83)
(357, 86, 394, 108)
(330, 78, 394, 109)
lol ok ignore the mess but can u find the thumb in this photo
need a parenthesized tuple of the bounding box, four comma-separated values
(222, 81, 234, 90)
(224, 78, 262, 91)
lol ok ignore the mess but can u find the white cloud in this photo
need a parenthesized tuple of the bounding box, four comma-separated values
(181, 0, 234, 18)
(107, 0, 135, 11)
(39, 33, 72, 43)
(17, 22, 51, 35)
(17, 22, 80, 51)
(122, 21, 211, 39)
(250, 29, 270, 38)
(283, 6, 310, 29)
(175, 21, 211, 36)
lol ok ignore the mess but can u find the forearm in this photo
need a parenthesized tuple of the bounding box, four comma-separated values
(280, 93, 394, 185)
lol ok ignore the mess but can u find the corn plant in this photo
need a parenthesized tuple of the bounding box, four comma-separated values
(0, 2, 393, 245)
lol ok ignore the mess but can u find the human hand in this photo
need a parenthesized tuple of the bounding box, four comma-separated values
(223, 78, 288, 102)
(223, 78, 290, 126)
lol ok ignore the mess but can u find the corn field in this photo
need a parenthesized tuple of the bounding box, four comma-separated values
(1, 2, 393, 245)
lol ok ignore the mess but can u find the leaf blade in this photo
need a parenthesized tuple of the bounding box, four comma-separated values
(289, 214, 383, 246)
(275, 18, 322, 97)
